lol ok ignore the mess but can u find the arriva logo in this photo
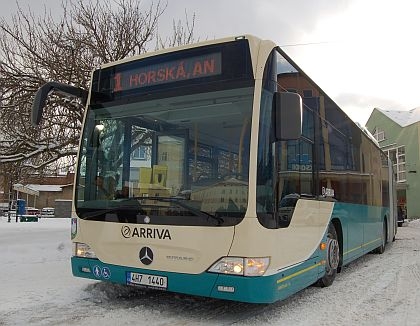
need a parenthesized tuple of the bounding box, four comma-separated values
(121, 225, 131, 238)
(121, 225, 172, 240)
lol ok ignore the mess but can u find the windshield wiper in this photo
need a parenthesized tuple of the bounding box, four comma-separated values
(127, 196, 225, 225)
(79, 205, 141, 220)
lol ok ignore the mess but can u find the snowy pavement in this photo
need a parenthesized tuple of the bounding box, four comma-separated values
(1, 216, 420, 325)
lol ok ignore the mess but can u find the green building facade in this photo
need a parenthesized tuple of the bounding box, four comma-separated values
(366, 107, 420, 219)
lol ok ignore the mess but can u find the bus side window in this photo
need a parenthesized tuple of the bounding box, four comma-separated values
(275, 138, 314, 228)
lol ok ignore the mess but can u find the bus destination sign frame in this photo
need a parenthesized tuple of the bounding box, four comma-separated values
(112, 52, 222, 93)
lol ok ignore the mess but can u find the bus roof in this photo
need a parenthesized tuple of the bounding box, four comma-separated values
(97, 35, 275, 77)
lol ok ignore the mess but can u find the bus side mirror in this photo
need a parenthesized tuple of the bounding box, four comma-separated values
(31, 82, 88, 126)
(273, 92, 302, 140)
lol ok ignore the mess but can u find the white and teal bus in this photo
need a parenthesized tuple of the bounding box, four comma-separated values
(32, 35, 397, 303)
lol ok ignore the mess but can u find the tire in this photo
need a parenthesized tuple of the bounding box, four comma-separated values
(317, 223, 340, 287)
(374, 220, 387, 254)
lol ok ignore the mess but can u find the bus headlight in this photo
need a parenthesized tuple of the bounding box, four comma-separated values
(208, 257, 270, 276)
(73, 242, 97, 259)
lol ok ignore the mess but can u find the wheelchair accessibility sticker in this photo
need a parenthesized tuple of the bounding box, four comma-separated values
(93, 265, 111, 279)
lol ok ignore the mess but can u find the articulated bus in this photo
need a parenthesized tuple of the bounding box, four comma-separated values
(32, 35, 397, 303)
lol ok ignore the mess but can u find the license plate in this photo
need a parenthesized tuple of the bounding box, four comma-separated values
(127, 272, 167, 289)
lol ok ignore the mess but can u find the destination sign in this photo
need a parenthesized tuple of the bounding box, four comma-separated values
(112, 52, 222, 92)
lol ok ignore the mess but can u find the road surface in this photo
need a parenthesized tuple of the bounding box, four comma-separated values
(1, 217, 419, 325)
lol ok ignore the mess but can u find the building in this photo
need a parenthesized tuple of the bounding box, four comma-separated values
(7, 173, 74, 210)
(192, 177, 248, 213)
(19, 184, 73, 209)
(366, 107, 420, 219)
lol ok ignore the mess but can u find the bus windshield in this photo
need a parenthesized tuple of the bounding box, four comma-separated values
(75, 87, 253, 226)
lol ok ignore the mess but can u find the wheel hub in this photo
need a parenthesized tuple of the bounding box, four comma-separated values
(326, 238, 339, 270)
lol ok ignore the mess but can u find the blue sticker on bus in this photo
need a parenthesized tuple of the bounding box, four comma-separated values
(102, 267, 111, 279)
(93, 265, 102, 278)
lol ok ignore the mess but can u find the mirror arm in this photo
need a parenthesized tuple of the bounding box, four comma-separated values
(31, 82, 88, 126)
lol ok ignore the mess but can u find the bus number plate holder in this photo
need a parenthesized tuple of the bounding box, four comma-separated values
(126, 272, 167, 290)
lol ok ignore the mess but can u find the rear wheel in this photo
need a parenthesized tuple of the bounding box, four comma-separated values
(317, 223, 339, 287)
(374, 220, 387, 254)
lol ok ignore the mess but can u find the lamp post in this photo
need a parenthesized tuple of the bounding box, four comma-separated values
(7, 179, 12, 223)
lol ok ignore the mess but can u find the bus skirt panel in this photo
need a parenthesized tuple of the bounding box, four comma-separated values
(71, 255, 323, 304)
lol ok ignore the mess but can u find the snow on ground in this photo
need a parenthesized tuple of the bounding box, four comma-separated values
(1, 216, 420, 326)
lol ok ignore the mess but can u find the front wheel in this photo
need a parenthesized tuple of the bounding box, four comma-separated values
(317, 223, 339, 287)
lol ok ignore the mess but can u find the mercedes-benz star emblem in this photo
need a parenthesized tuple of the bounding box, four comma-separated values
(139, 247, 153, 265)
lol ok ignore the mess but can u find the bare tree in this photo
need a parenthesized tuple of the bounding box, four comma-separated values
(157, 9, 197, 49)
(0, 0, 196, 184)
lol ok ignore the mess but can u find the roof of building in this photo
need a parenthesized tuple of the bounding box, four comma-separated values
(377, 107, 420, 127)
(26, 184, 63, 192)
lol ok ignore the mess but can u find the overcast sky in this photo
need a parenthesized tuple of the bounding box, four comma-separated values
(3, 0, 420, 124)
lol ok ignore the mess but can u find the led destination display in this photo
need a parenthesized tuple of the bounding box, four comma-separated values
(112, 53, 222, 92)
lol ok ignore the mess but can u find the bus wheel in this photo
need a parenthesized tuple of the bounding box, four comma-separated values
(374, 220, 387, 254)
(317, 223, 339, 287)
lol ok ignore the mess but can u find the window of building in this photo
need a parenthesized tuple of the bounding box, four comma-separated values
(303, 89, 313, 98)
(160, 152, 168, 162)
(385, 145, 406, 182)
(131, 146, 147, 160)
(373, 129, 385, 142)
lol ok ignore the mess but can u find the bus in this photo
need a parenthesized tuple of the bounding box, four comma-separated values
(32, 35, 397, 304)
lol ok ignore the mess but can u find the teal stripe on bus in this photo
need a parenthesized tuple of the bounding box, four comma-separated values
(331, 202, 388, 265)
(72, 254, 325, 303)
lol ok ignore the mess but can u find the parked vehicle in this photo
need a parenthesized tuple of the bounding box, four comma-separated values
(0, 201, 15, 216)
(26, 207, 40, 216)
(41, 207, 55, 218)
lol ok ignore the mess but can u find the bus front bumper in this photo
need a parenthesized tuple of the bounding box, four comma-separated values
(71, 257, 320, 304)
